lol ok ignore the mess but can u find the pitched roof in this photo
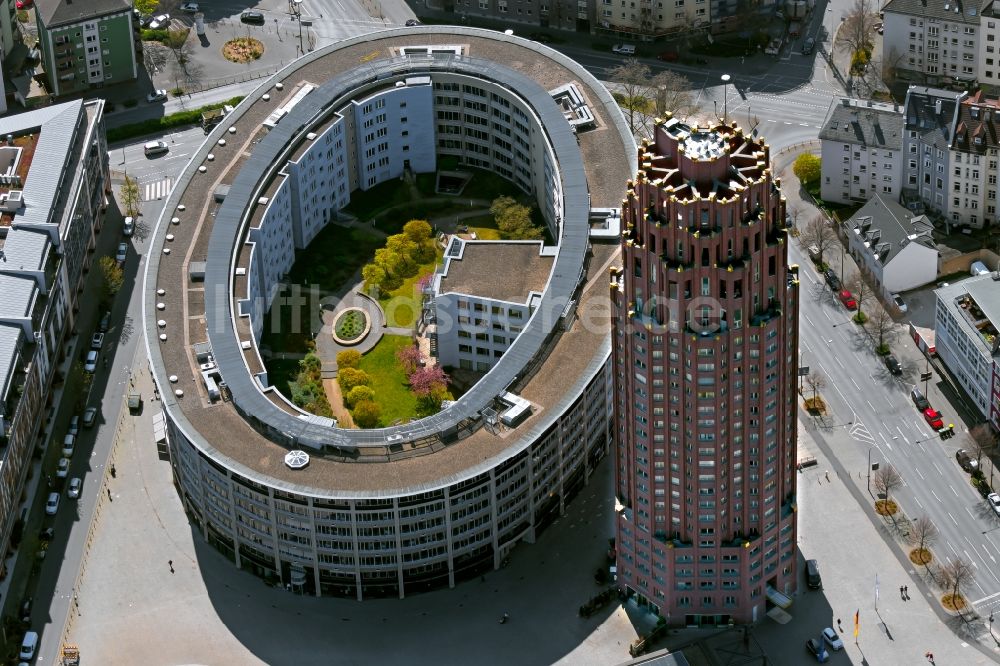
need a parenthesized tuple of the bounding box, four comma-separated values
(882, 0, 982, 22)
(845, 193, 936, 266)
(951, 91, 1000, 153)
(819, 98, 903, 149)
(36, 0, 131, 28)
(904, 86, 966, 150)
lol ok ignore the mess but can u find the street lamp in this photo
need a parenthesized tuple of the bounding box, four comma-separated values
(867, 447, 879, 497)
(720, 74, 731, 124)
(292, 0, 304, 55)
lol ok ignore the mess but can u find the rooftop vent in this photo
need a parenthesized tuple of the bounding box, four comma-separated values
(0, 190, 23, 212)
(284, 450, 310, 469)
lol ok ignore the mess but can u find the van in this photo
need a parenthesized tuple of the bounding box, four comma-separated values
(20, 631, 38, 659)
(801, 37, 816, 55)
(143, 140, 168, 157)
(971, 260, 991, 276)
(612, 44, 636, 56)
(805, 559, 822, 589)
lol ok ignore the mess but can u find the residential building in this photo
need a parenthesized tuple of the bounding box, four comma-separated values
(842, 194, 939, 298)
(935, 274, 1000, 428)
(902, 86, 965, 220)
(0, 99, 109, 558)
(611, 117, 799, 624)
(0, 0, 23, 114)
(431, 238, 556, 372)
(144, 28, 637, 598)
(818, 98, 904, 204)
(35, 0, 137, 97)
(979, 0, 1000, 88)
(948, 90, 1000, 227)
(882, 0, 981, 85)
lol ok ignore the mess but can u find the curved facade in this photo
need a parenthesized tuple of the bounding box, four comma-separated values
(144, 28, 635, 598)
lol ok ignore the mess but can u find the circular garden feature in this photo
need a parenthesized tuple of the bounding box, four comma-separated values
(223, 37, 264, 63)
(332, 307, 371, 345)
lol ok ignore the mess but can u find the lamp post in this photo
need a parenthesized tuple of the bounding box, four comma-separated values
(720, 74, 731, 124)
(292, 0, 304, 55)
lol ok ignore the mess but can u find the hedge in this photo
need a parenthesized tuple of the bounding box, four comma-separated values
(106, 96, 244, 143)
(140, 29, 170, 43)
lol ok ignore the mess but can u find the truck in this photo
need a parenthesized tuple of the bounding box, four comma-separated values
(200, 104, 234, 132)
(789, 20, 803, 37)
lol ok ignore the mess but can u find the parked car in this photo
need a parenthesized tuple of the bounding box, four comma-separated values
(805, 638, 829, 662)
(91, 332, 104, 350)
(801, 37, 816, 55)
(146, 89, 167, 103)
(62, 433, 75, 457)
(405, 18, 421, 26)
(923, 408, 944, 430)
(148, 13, 171, 29)
(241, 9, 265, 24)
(805, 559, 822, 589)
(612, 43, 636, 55)
(884, 355, 902, 375)
(143, 140, 169, 157)
(45, 493, 60, 516)
(123, 216, 134, 237)
(68, 414, 80, 437)
(824, 269, 841, 291)
(84, 350, 98, 373)
(116, 242, 128, 265)
(657, 51, 680, 62)
(56, 458, 70, 479)
(956, 448, 979, 472)
(180, 2, 200, 12)
(99, 310, 112, 333)
(67, 477, 82, 499)
(891, 293, 907, 313)
(821, 627, 843, 650)
(987, 492, 1000, 517)
(971, 260, 991, 276)
(839, 289, 857, 310)
(911, 387, 930, 411)
(19, 631, 38, 660)
(82, 406, 98, 428)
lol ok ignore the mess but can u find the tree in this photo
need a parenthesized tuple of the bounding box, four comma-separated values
(408, 365, 449, 397)
(134, 0, 159, 15)
(352, 400, 381, 428)
(968, 424, 998, 465)
(607, 59, 693, 136)
(119, 175, 140, 218)
(395, 344, 423, 376)
(337, 367, 370, 393)
(336, 350, 362, 369)
(940, 557, 974, 614)
(841, 0, 877, 59)
(798, 216, 838, 267)
(845, 272, 874, 323)
(345, 385, 375, 408)
(866, 302, 896, 353)
(787, 204, 802, 232)
(362, 263, 387, 292)
(403, 219, 432, 243)
(98, 256, 124, 304)
(793, 153, 822, 185)
(910, 516, 939, 568)
(873, 464, 902, 504)
(490, 196, 541, 240)
(650, 70, 694, 123)
(804, 370, 826, 401)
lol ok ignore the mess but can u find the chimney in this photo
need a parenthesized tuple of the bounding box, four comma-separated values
(935, 99, 943, 115)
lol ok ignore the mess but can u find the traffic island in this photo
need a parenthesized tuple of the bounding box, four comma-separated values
(223, 37, 264, 63)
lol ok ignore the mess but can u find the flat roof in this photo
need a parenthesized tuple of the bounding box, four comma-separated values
(144, 27, 635, 496)
(438, 241, 554, 303)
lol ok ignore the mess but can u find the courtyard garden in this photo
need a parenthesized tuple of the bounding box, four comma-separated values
(333, 308, 369, 344)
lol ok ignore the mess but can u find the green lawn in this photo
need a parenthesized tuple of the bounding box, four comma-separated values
(357, 335, 418, 426)
(378, 247, 444, 328)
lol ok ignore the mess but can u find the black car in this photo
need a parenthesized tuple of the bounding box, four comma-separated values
(884, 355, 902, 375)
(240, 10, 265, 25)
(806, 638, 829, 662)
(824, 269, 841, 291)
(911, 387, 930, 411)
(405, 18, 422, 26)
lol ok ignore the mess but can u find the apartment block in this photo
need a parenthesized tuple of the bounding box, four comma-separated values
(882, 0, 981, 85)
(818, 98, 904, 204)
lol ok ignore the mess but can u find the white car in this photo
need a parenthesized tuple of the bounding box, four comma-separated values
(91, 332, 104, 350)
(146, 89, 167, 103)
(82, 406, 98, 428)
(56, 458, 70, 479)
(67, 477, 82, 499)
(68, 415, 80, 437)
(180, 2, 199, 12)
(62, 433, 75, 457)
(84, 350, 98, 373)
(116, 242, 128, 264)
(148, 13, 170, 29)
(143, 140, 169, 157)
(123, 216, 134, 237)
(822, 626, 843, 651)
(891, 293, 907, 313)
(45, 492, 60, 516)
(611, 44, 636, 55)
(988, 492, 1000, 517)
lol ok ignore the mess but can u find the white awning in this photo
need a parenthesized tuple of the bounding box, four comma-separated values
(766, 585, 793, 610)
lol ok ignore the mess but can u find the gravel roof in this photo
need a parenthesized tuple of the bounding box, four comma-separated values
(438, 241, 554, 303)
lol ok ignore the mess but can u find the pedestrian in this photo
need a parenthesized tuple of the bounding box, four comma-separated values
(904, 585, 909, 597)
(825, 471, 830, 482)
(900, 585, 905, 597)
(837, 618, 842, 632)
(168, 559, 174, 573)
(110, 464, 116, 478)
(107, 488, 112, 502)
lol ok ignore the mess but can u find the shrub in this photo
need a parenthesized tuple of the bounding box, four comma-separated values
(353, 400, 381, 428)
(403, 219, 433, 243)
(337, 367, 370, 393)
(793, 153, 821, 185)
(336, 350, 362, 369)
(409, 365, 449, 397)
(345, 385, 375, 408)
(105, 97, 244, 142)
(395, 345, 422, 376)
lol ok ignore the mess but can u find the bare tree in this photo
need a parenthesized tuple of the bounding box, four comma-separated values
(804, 370, 826, 402)
(118, 175, 141, 218)
(910, 516, 939, 567)
(787, 204, 802, 232)
(865, 46, 906, 91)
(845, 272, 874, 321)
(866, 302, 896, 352)
(968, 424, 998, 465)
(841, 0, 877, 56)
(873, 463, 902, 503)
(608, 59, 693, 137)
(940, 557, 975, 614)
(798, 217, 838, 267)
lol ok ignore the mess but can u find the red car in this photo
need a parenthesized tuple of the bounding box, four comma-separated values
(839, 290, 857, 310)
(657, 51, 679, 62)
(923, 408, 944, 430)
(15, 0, 32, 8)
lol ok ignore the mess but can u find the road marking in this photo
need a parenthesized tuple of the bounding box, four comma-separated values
(866, 399, 875, 411)
(804, 314, 815, 326)
(914, 494, 924, 507)
(850, 377, 859, 390)
(836, 357, 845, 369)
(949, 512, 958, 525)
(950, 484, 959, 497)
(982, 544, 997, 564)
(972, 590, 1000, 606)
(143, 177, 173, 201)
(848, 422, 874, 444)
(932, 489, 942, 503)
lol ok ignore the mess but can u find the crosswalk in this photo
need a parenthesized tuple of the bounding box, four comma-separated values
(143, 177, 172, 201)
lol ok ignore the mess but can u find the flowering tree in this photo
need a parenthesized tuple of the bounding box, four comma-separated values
(409, 365, 449, 397)
(395, 345, 423, 376)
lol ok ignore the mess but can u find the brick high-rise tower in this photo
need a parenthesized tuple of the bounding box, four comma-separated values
(611, 117, 799, 626)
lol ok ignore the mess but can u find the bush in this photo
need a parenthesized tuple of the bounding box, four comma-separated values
(336, 350, 362, 369)
(793, 153, 821, 185)
(106, 96, 244, 142)
(353, 400, 381, 428)
(337, 367, 370, 393)
(141, 28, 171, 43)
(345, 385, 375, 408)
